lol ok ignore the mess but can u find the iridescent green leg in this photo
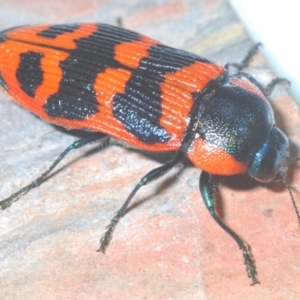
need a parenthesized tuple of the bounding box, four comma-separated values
(199, 171, 259, 285)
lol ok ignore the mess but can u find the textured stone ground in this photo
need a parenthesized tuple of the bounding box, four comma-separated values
(0, 1, 300, 299)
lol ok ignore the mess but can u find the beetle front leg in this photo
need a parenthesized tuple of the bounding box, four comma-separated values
(199, 171, 259, 285)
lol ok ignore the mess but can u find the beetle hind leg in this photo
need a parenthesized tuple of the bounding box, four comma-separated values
(0, 134, 109, 210)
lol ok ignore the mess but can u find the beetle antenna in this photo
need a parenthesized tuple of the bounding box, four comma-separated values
(279, 175, 300, 226)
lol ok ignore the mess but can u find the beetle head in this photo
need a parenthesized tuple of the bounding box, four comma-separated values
(248, 126, 289, 182)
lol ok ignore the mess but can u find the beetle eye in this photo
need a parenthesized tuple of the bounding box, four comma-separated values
(248, 127, 289, 182)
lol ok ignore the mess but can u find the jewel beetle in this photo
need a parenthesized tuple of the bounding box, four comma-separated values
(0, 23, 299, 285)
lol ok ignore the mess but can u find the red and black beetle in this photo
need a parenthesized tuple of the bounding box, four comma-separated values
(0, 24, 299, 284)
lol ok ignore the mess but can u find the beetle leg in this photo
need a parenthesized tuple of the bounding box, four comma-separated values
(0, 134, 109, 210)
(199, 171, 259, 285)
(225, 43, 262, 71)
(263, 77, 290, 95)
(233, 71, 290, 96)
(98, 151, 185, 253)
(225, 43, 290, 96)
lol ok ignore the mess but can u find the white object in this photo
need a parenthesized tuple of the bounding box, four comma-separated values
(229, 0, 300, 103)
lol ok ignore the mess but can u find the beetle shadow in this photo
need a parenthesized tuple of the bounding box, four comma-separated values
(53, 124, 179, 162)
(213, 170, 293, 220)
(49, 123, 300, 220)
(53, 125, 99, 139)
(43, 124, 183, 192)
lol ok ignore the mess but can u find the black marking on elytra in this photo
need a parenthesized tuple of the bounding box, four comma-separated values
(44, 24, 141, 120)
(113, 72, 172, 144)
(113, 44, 211, 144)
(16, 51, 44, 97)
(137, 44, 211, 74)
(197, 85, 274, 163)
(37, 24, 81, 39)
(0, 26, 23, 42)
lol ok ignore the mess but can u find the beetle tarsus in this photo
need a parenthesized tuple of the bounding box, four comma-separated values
(241, 241, 260, 285)
(0, 196, 13, 210)
(98, 213, 122, 253)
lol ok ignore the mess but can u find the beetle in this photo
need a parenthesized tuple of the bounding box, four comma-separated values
(0, 23, 299, 285)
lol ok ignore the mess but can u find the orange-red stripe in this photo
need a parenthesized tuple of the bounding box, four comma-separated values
(5, 24, 99, 50)
(187, 136, 247, 175)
